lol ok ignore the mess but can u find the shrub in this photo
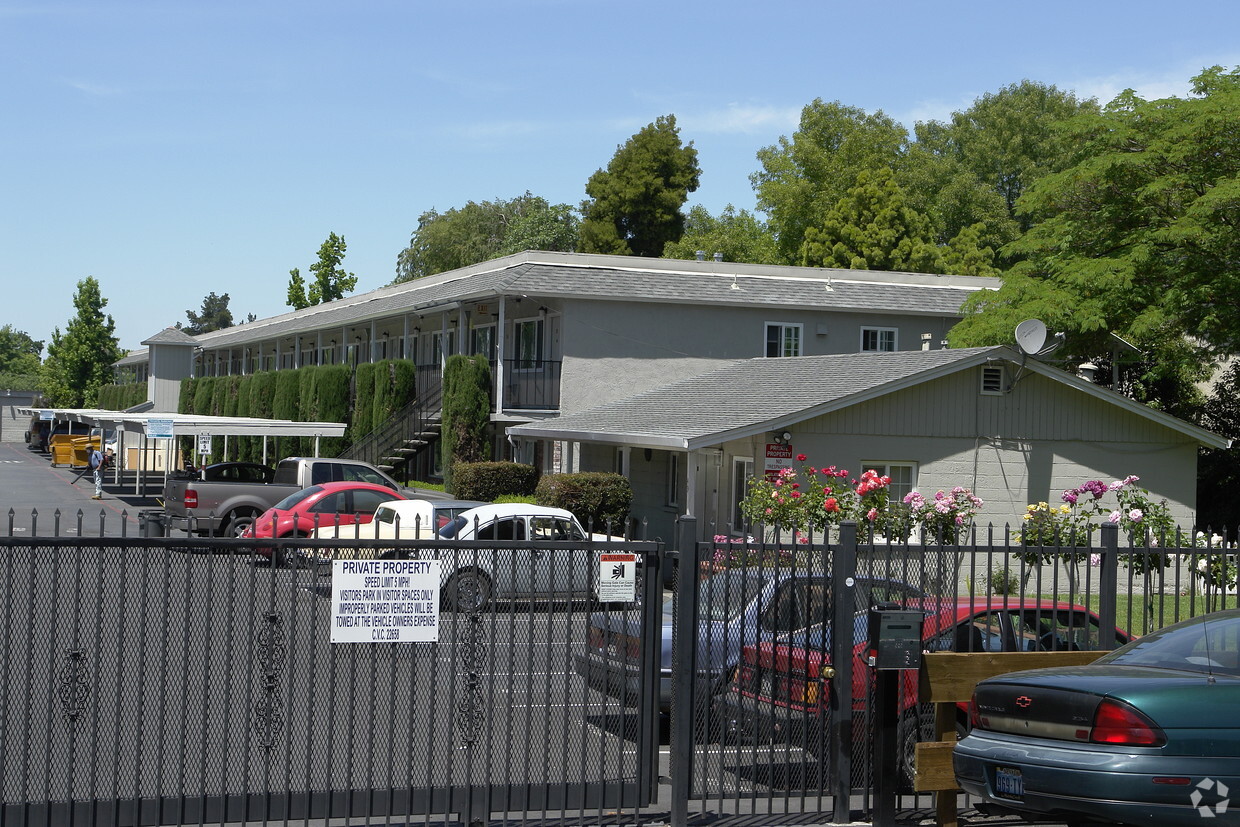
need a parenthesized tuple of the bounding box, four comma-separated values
(536, 472, 632, 534)
(441, 355, 492, 491)
(453, 461, 538, 502)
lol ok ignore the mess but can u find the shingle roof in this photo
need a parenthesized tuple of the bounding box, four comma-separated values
(508, 345, 1230, 450)
(187, 251, 999, 350)
(141, 327, 198, 346)
(508, 347, 1000, 449)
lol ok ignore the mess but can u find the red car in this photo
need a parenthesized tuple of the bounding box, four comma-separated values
(716, 598, 1131, 788)
(241, 481, 408, 565)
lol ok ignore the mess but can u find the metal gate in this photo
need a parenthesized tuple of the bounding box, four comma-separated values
(0, 528, 664, 826)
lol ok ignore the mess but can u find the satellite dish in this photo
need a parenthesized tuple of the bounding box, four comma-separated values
(1014, 319, 1048, 356)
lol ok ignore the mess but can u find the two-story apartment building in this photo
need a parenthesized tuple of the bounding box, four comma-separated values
(116, 251, 1224, 542)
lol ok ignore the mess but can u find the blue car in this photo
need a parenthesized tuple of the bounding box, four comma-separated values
(573, 568, 925, 717)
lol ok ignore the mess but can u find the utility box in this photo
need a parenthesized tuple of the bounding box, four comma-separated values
(866, 608, 924, 670)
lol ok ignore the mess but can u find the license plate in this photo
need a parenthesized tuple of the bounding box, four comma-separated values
(995, 766, 1024, 800)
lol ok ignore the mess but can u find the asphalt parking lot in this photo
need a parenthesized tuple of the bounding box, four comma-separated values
(0, 438, 1085, 827)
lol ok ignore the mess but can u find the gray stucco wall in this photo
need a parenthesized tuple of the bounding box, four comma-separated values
(557, 299, 959, 414)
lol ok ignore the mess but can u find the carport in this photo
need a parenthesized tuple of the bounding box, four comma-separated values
(17, 408, 347, 498)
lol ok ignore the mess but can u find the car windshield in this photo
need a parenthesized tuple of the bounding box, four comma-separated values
(272, 485, 323, 511)
(662, 570, 767, 623)
(1098, 612, 1240, 676)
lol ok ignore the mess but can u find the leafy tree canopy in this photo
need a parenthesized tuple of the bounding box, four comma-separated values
(287, 232, 358, 309)
(0, 324, 43, 376)
(914, 80, 1101, 224)
(179, 291, 235, 335)
(798, 167, 999, 277)
(662, 204, 782, 265)
(951, 67, 1240, 366)
(579, 114, 701, 257)
(394, 193, 577, 284)
(752, 99, 908, 262)
(40, 277, 124, 407)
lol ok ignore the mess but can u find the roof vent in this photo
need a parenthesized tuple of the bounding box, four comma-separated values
(1078, 362, 1098, 382)
(695, 250, 706, 261)
(713, 252, 723, 262)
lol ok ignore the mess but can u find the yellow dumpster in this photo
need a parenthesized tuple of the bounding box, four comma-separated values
(50, 435, 101, 468)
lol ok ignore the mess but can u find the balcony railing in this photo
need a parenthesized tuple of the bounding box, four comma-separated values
(499, 358, 561, 411)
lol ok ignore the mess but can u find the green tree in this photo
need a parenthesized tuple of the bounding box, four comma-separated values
(799, 168, 947, 273)
(180, 292, 235, 335)
(951, 67, 1240, 367)
(394, 193, 577, 283)
(662, 205, 782, 265)
(579, 114, 701, 257)
(0, 325, 43, 376)
(915, 80, 1101, 224)
(752, 99, 908, 262)
(287, 232, 358, 309)
(39, 277, 124, 407)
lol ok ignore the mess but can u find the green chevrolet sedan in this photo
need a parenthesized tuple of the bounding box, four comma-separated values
(955, 609, 1240, 827)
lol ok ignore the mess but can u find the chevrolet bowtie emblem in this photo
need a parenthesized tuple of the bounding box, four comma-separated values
(1015, 695, 1032, 708)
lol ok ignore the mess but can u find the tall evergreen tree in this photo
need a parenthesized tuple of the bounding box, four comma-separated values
(180, 292, 235, 335)
(799, 168, 946, 273)
(287, 232, 358, 309)
(40, 277, 124, 407)
(579, 115, 701, 257)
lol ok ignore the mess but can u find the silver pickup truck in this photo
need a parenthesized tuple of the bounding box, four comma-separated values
(163, 456, 409, 537)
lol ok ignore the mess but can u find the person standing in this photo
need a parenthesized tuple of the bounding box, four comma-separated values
(88, 446, 104, 499)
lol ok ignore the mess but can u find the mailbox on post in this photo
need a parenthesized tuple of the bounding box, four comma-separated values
(867, 606, 926, 825)
(866, 607, 924, 671)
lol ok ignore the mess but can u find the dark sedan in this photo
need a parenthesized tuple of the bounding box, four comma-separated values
(574, 569, 926, 721)
(955, 609, 1240, 827)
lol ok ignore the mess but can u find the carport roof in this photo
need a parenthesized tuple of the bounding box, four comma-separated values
(18, 408, 347, 438)
(506, 346, 1230, 451)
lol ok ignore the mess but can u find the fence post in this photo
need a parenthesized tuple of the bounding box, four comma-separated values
(1098, 523, 1119, 649)
(670, 516, 701, 827)
(831, 521, 858, 824)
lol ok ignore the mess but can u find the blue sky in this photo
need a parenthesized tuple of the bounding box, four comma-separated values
(3, 1, 1237, 351)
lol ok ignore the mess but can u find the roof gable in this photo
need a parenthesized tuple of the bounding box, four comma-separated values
(506, 347, 1228, 450)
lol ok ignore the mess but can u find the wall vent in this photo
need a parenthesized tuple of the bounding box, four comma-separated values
(981, 365, 1004, 394)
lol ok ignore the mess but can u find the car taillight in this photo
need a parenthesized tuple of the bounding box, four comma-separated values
(968, 692, 983, 729)
(1090, 699, 1165, 746)
(184, 489, 198, 509)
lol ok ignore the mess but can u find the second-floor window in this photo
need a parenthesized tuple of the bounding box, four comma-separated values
(472, 325, 496, 361)
(861, 327, 897, 352)
(515, 319, 544, 369)
(765, 323, 803, 357)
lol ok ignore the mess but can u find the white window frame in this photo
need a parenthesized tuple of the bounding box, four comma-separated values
(666, 453, 680, 507)
(765, 322, 804, 358)
(731, 456, 755, 533)
(860, 327, 898, 352)
(514, 318, 545, 370)
(861, 461, 918, 504)
(471, 324, 497, 361)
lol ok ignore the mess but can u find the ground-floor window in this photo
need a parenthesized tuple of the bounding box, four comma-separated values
(861, 461, 917, 504)
(731, 456, 754, 533)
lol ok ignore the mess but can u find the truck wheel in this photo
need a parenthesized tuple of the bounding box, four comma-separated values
(223, 509, 259, 538)
(443, 570, 492, 612)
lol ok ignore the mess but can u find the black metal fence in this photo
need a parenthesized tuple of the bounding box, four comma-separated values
(5, 512, 1238, 826)
(0, 522, 663, 827)
(671, 518, 1240, 825)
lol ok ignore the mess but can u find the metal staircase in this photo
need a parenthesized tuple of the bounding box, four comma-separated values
(340, 381, 442, 482)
